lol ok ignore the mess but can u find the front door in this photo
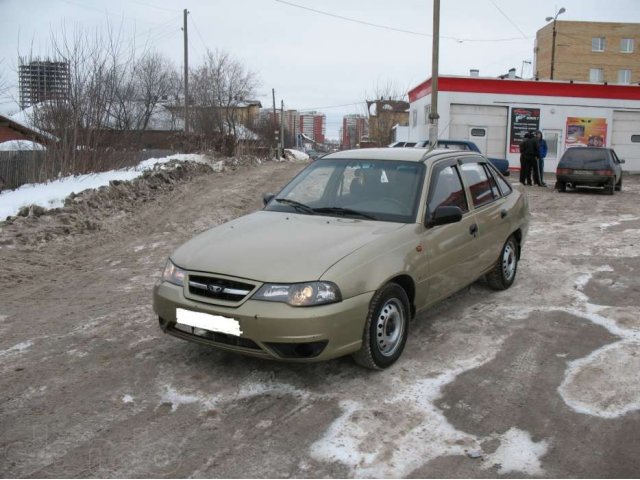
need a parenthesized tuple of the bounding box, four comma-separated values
(415, 161, 480, 309)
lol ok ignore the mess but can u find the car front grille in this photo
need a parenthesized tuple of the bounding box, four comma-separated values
(188, 275, 255, 302)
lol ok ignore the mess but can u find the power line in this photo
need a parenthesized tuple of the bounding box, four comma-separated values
(190, 17, 209, 54)
(130, 0, 177, 13)
(488, 0, 531, 42)
(273, 0, 530, 43)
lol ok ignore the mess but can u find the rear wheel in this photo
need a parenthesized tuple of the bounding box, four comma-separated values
(605, 178, 615, 195)
(615, 177, 622, 192)
(352, 283, 409, 370)
(486, 236, 519, 290)
(557, 180, 567, 192)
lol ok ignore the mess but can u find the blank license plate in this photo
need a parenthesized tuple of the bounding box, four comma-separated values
(573, 170, 594, 175)
(176, 308, 242, 336)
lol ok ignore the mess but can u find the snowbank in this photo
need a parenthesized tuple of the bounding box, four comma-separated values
(283, 149, 310, 162)
(0, 140, 47, 151)
(0, 153, 209, 219)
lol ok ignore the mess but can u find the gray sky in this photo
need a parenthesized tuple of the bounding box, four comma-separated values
(1, 0, 638, 139)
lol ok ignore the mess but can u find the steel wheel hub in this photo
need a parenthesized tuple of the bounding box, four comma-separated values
(376, 299, 405, 357)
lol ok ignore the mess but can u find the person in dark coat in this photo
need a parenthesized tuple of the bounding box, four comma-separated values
(519, 133, 530, 184)
(521, 131, 542, 186)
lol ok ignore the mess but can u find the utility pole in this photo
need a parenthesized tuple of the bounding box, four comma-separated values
(183, 9, 189, 133)
(428, 0, 440, 149)
(272, 88, 278, 157)
(546, 7, 566, 80)
(280, 99, 285, 155)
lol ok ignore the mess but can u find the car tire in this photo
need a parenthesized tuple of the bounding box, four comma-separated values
(557, 181, 567, 192)
(352, 283, 410, 370)
(615, 177, 622, 192)
(486, 236, 519, 291)
(605, 178, 615, 195)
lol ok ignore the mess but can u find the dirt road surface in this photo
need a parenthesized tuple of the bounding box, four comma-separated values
(1, 161, 639, 477)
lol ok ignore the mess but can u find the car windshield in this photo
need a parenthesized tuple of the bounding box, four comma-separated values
(265, 158, 425, 223)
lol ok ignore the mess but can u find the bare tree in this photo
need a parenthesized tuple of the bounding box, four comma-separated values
(190, 49, 260, 139)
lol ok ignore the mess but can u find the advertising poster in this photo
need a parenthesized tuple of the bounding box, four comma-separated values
(509, 108, 540, 153)
(565, 117, 608, 147)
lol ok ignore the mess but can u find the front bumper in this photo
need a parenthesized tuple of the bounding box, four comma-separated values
(153, 281, 373, 362)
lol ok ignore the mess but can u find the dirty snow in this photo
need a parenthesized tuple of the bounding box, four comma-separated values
(483, 428, 549, 476)
(283, 149, 310, 161)
(122, 394, 134, 404)
(0, 153, 209, 219)
(0, 340, 33, 357)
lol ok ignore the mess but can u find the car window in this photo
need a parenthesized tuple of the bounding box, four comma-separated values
(482, 164, 501, 198)
(438, 143, 470, 151)
(487, 163, 513, 196)
(460, 162, 497, 208)
(282, 163, 333, 204)
(559, 148, 610, 169)
(427, 165, 469, 214)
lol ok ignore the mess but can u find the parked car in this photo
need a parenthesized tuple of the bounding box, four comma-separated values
(153, 148, 529, 369)
(306, 149, 322, 160)
(410, 139, 511, 176)
(388, 141, 417, 148)
(555, 147, 624, 194)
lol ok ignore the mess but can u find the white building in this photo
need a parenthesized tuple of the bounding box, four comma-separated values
(408, 75, 640, 172)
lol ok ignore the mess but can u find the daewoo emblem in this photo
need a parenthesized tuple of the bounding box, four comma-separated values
(208, 285, 224, 294)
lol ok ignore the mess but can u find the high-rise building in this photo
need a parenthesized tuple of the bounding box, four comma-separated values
(535, 21, 640, 83)
(18, 58, 70, 110)
(298, 111, 326, 144)
(342, 114, 367, 149)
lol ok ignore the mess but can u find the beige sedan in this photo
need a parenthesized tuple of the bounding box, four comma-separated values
(153, 148, 529, 369)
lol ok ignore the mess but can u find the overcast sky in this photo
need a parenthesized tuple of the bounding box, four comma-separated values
(1, 0, 638, 139)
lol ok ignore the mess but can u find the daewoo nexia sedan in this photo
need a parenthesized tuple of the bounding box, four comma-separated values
(153, 148, 529, 369)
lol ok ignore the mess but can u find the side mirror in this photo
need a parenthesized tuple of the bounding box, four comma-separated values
(619, 159, 626, 164)
(263, 193, 275, 206)
(426, 205, 463, 228)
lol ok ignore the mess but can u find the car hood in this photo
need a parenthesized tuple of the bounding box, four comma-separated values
(171, 211, 405, 283)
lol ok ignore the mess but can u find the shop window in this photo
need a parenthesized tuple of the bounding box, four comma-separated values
(618, 69, 631, 84)
(589, 68, 604, 83)
(620, 38, 634, 53)
(412, 109, 417, 127)
(470, 128, 486, 137)
(631, 135, 640, 143)
(592, 37, 606, 52)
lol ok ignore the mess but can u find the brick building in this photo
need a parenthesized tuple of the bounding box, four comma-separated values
(535, 21, 640, 84)
(341, 114, 367, 149)
(299, 111, 326, 144)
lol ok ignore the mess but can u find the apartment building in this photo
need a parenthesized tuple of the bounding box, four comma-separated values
(299, 111, 326, 144)
(535, 21, 640, 84)
(341, 114, 367, 149)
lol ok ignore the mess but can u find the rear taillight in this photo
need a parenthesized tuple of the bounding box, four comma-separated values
(557, 168, 572, 175)
(594, 169, 614, 176)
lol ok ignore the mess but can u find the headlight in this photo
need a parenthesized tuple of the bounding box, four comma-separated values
(162, 259, 185, 287)
(252, 282, 341, 306)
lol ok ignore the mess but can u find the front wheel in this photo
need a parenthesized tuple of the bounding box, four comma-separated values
(486, 236, 519, 290)
(352, 283, 410, 370)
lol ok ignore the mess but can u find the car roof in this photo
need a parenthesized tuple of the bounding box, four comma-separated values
(320, 147, 480, 164)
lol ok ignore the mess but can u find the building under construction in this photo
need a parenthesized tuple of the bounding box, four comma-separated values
(18, 58, 70, 110)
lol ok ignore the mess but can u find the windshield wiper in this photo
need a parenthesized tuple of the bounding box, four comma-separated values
(312, 207, 377, 220)
(275, 198, 316, 215)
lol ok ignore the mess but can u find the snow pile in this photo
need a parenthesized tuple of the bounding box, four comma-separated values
(283, 149, 310, 162)
(0, 153, 208, 219)
(0, 140, 47, 151)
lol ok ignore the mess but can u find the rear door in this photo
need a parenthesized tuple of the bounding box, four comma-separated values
(459, 157, 512, 274)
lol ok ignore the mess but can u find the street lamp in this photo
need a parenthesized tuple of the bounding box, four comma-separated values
(545, 7, 566, 80)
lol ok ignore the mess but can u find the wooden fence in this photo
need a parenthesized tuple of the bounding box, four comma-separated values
(0, 149, 175, 191)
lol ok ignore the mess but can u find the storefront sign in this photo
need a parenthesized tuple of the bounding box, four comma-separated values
(509, 108, 540, 153)
(565, 117, 608, 147)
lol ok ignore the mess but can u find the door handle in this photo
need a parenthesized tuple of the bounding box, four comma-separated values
(501, 209, 508, 219)
(469, 223, 478, 236)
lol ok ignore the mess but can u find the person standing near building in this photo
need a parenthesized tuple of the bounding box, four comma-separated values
(521, 131, 542, 186)
(536, 131, 548, 186)
(519, 133, 530, 184)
